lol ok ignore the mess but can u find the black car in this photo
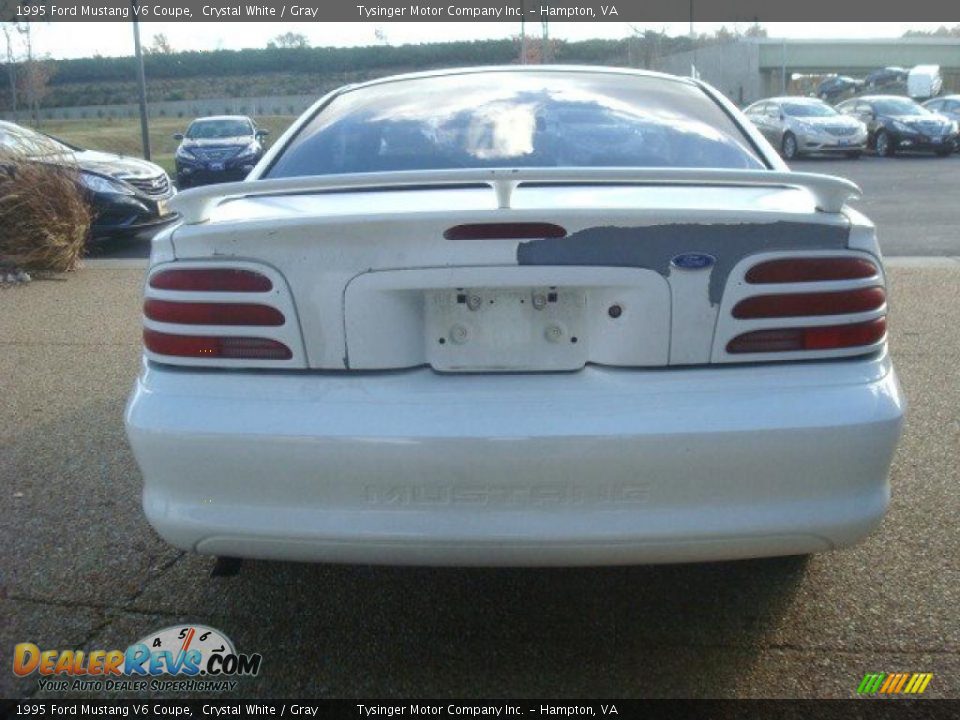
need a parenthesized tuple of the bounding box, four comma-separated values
(817, 76, 862, 101)
(837, 95, 958, 157)
(0, 120, 176, 243)
(864, 67, 908, 90)
(174, 116, 268, 187)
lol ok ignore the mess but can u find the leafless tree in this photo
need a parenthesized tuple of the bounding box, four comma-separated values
(1, 23, 19, 121)
(15, 23, 54, 126)
(148, 33, 174, 54)
(267, 32, 310, 49)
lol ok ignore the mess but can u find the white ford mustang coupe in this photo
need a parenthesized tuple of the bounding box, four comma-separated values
(125, 67, 904, 566)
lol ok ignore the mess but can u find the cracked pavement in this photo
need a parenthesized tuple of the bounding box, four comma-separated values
(1, 262, 958, 699)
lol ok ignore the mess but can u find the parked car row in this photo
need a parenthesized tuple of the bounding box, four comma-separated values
(816, 65, 943, 102)
(744, 94, 959, 159)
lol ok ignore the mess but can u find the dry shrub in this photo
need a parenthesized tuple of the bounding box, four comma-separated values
(0, 146, 92, 273)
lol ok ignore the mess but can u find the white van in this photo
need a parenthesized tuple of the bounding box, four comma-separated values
(908, 65, 943, 100)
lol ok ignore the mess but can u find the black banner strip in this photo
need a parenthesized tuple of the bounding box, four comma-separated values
(2, 0, 960, 23)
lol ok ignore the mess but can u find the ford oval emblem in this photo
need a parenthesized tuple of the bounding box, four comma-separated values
(671, 253, 716, 270)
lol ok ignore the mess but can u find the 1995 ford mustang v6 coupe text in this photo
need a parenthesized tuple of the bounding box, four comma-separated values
(125, 67, 905, 566)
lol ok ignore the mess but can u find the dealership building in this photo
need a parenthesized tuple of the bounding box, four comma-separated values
(660, 37, 960, 106)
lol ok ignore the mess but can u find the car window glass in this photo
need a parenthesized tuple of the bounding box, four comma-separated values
(872, 99, 926, 115)
(0, 124, 66, 156)
(783, 102, 838, 118)
(267, 71, 766, 177)
(186, 119, 254, 139)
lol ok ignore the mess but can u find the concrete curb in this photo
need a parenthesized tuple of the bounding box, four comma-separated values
(84, 259, 150, 269)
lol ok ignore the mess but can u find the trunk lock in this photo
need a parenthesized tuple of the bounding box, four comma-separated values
(450, 324, 470, 344)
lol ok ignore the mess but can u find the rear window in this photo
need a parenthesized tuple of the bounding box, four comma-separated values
(266, 71, 765, 178)
(873, 99, 926, 116)
(187, 118, 253, 139)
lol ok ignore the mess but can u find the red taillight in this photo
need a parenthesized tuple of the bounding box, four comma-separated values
(727, 317, 886, 354)
(144, 330, 292, 360)
(144, 299, 284, 326)
(732, 287, 885, 319)
(745, 257, 878, 284)
(149, 268, 273, 292)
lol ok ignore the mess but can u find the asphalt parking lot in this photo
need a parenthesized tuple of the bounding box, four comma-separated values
(90, 153, 960, 260)
(2, 162, 959, 699)
(794, 154, 960, 256)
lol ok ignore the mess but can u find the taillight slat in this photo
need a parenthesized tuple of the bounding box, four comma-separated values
(746, 257, 878, 284)
(149, 268, 273, 293)
(732, 287, 886, 319)
(144, 330, 292, 360)
(727, 318, 886, 354)
(144, 299, 285, 326)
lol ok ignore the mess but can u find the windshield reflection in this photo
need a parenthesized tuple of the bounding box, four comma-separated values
(268, 71, 765, 177)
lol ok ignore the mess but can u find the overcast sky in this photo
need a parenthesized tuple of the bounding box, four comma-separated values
(20, 22, 959, 60)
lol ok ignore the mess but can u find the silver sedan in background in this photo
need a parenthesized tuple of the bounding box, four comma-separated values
(922, 95, 960, 152)
(744, 97, 868, 160)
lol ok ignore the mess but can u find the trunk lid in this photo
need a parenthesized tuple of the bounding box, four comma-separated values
(169, 180, 852, 371)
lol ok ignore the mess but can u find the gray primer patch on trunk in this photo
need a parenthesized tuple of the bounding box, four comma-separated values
(516, 221, 850, 305)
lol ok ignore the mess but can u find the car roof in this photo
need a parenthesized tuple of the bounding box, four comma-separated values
(853, 95, 919, 102)
(765, 97, 827, 104)
(925, 94, 960, 102)
(189, 115, 253, 123)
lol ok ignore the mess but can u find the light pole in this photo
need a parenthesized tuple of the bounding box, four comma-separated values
(131, 2, 151, 160)
(689, 0, 697, 79)
(520, 0, 527, 64)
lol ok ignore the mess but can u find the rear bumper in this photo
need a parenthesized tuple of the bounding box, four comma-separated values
(798, 132, 866, 154)
(176, 165, 253, 187)
(800, 142, 866, 154)
(90, 213, 179, 243)
(125, 353, 904, 566)
(889, 132, 957, 152)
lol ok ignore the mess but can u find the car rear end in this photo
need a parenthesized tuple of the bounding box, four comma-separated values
(795, 123, 867, 155)
(88, 171, 177, 243)
(125, 68, 904, 566)
(176, 147, 257, 187)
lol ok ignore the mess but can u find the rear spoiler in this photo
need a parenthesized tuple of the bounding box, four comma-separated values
(171, 167, 862, 225)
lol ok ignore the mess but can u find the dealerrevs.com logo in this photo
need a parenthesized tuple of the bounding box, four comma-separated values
(13, 625, 262, 693)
